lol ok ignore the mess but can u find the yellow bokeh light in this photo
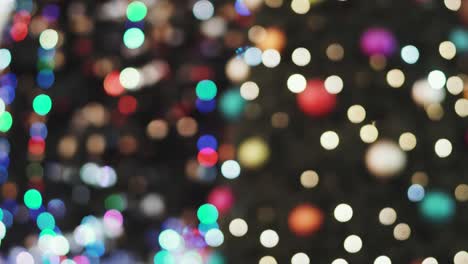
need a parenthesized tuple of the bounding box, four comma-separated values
(446, 76, 464, 95)
(360, 124, 378, 143)
(320, 131, 339, 150)
(326, 43, 344, 61)
(300, 170, 319, 188)
(291, 47, 311, 66)
(238, 137, 270, 169)
(240, 81, 260, 100)
(454, 184, 468, 202)
(444, 0, 461, 11)
(386, 69, 405, 88)
(325, 75, 344, 94)
(439, 41, 457, 60)
(379, 207, 397, 226)
(399, 132, 417, 151)
(454, 98, 468, 117)
(434, 138, 452, 158)
(287, 74, 307, 93)
(291, 0, 310, 14)
(393, 223, 411, 241)
(347, 105, 366, 123)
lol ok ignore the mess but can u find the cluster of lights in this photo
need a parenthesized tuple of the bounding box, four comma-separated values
(154, 205, 224, 263)
(80, 163, 118, 188)
(123, 1, 147, 49)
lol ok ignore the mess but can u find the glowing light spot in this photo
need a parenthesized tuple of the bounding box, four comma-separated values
(37, 212, 56, 230)
(434, 138, 452, 158)
(123, 28, 145, 49)
(446, 76, 464, 95)
(119, 67, 141, 91)
(374, 256, 391, 264)
(39, 29, 59, 50)
(291, 252, 310, 264)
(347, 105, 366, 123)
(229, 218, 248, 237)
(454, 251, 468, 264)
(428, 70, 446, 90)
(379, 207, 397, 226)
(399, 132, 417, 151)
(197, 203, 219, 224)
(240, 81, 260, 100)
(24, 189, 42, 209)
(386, 69, 405, 88)
(259, 256, 277, 264)
(401, 45, 419, 64)
(291, 0, 310, 14)
(444, 0, 461, 11)
(422, 257, 438, 264)
(244, 47, 263, 66)
(360, 124, 378, 143)
(291, 47, 311, 66)
(196, 80, 217, 100)
(221, 160, 241, 179)
(260, 229, 279, 248)
(0, 111, 13, 132)
(287, 74, 307, 93)
(16, 252, 34, 264)
(127, 1, 147, 22)
(205, 228, 224, 247)
(343, 235, 362, 253)
(300, 170, 319, 188)
(0, 49, 12, 71)
(193, 0, 215, 20)
(332, 259, 348, 264)
(324, 75, 344, 94)
(33, 94, 52, 116)
(455, 98, 468, 117)
(320, 131, 339, 150)
(334, 203, 353, 223)
(158, 229, 181, 251)
(439, 41, 457, 60)
(262, 49, 281, 68)
(393, 223, 411, 241)
(408, 184, 425, 202)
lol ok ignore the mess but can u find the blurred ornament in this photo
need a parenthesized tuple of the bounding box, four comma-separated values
(360, 27, 397, 57)
(256, 27, 286, 51)
(419, 191, 455, 223)
(365, 140, 407, 178)
(237, 137, 269, 169)
(207, 186, 235, 214)
(288, 204, 324, 236)
(297, 79, 336, 117)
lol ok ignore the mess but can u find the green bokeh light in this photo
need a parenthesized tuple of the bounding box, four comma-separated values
(219, 88, 246, 120)
(37, 212, 55, 230)
(105, 194, 126, 211)
(40, 228, 56, 237)
(24, 189, 42, 209)
(154, 250, 175, 264)
(33, 94, 52, 116)
(197, 203, 218, 224)
(0, 112, 13, 132)
(419, 191, 455, 223)
(196, 80, 217, 100)
(123, 28, 145, 49)
(127, 1, 147, 22)
(0, 209, 3, 221)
